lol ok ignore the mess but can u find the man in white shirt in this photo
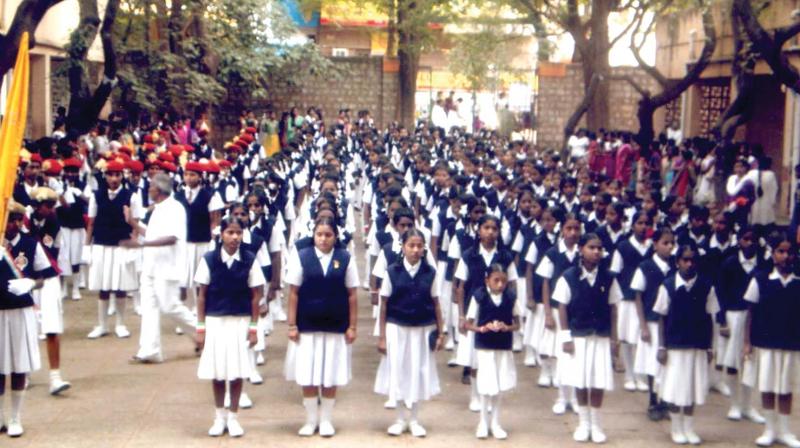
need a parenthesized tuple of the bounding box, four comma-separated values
(126, 173, 197, 363)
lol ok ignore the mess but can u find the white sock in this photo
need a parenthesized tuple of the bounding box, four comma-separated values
(741, 385, 753, 410)
(779, 414, 794, 436)
(590, 407, 602, 428)
(10, 390, 24, 420)
(729, 376, 740, 409)
(763, 409, 776, 434)
(215, 407, 227, 420)
(98, 300, 109, 329)
(409, 402, 419, 423)
(683, 415, 695, 434)
(396, 404, 408, 422)
(670, 412, 683, 433)
(557, 385, 566, 403)
(577, 405, 590, 428)
(49, 370, 62, 382)
(546, 357, 556, 379)
(621, 343, 634, 381)
(302, 398, 318, 426)
(115, 299, 126, 326)
(491, 395, 502, 427)
(320, 397, 335, 424)
(479, 395, 490, 425)
(470, 380, 479, 403)
(71, 275, 80, 294)
(227, 411, 238, 421)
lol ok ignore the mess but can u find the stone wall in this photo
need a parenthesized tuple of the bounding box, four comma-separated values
(535, 63, 661, 150)
(213, 56, 398, 145)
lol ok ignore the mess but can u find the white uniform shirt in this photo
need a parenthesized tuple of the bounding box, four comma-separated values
(285, 247, 359, 288)
(140, 196, 187, 281)
(194, 248, 266, 288)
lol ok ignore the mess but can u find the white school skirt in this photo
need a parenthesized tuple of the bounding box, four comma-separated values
(197, 316, 253, 381)
(521, 305, 537, 348)
(34, 277, 64, 335)
(0, 307, 41, 374)
(284, 332, 352, 387)
(58, 228, 85, 275)
(535, 307, 562, 358)
(617, 301, 641, 345)
(559, 335, 615, 391)
(659, 349, 710, 407)
(456, 330, 476, 368)
(475, 349, 517, 396)
(87, 245, 138, 291)
(183, 241, 212, 289)
(634, 322, 661, 377)
(374, 323, 441, 405)
(742, 348, 799, 395)
(716, 310, 747, 371)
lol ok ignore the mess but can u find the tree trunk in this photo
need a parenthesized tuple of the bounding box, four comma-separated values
(636, 96, 655, 148)
(396, 0, 419, 129)
(713, 5, 754, 147)
(65, 0, 120, 134)
(585, 0, 612, 131)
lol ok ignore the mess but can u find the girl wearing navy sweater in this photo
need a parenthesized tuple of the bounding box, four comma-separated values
(654, 243, 719, 445)
(284, 217, 359, 437)
(610, 211, 653, 392)
(465, 264, 520, 440)
(195, 217, 265, 438)
(375, 229, 443, 437)
(630, 227, 674, 421)
(743, 232, 800, 448)
(454, 215, 518, 412)
(717, 226, 764, 424)
(536, 211, 581, 414)
(553, 233, 621, 443)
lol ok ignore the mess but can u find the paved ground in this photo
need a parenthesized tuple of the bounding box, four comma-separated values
(12, 225, 797, 447)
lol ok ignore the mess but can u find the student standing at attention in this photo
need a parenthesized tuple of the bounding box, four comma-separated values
(284, 217, 359, 437)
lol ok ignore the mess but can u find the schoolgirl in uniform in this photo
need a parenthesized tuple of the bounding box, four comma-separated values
(464, 264, 520, 440)
(743, 233, 800, 448)
(717, 226, 765, 423)
(430, 188, 463, 351)
(513, 194, 546, 366)
(1, 202, 49, 437)
(195, 216, 265, 437)
(85, 161, 140, 339)
(553, 233, 622, 443)
(375, 228, 443, 437)
(28, 187, 71, 395)
(630, 227, 674, 421)
(594, 201, 626, 259)
(610, 211, 653, 391)
(454, 214, 518, 411)
(654, 243, 719, 445)
(704, 212, 736, 396)
(523, 205, 559, 379)
(284, 217, 359, 437)
(535, 211, 581, 413)
(57, 157, 87, 301)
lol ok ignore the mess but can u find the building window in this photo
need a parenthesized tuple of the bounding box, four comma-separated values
(698, 79, 730, 138)
(332, 48, 349, 57)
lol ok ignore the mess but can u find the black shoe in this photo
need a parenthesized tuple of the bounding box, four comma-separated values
(461, 375, 471, 385)
(647, 405, 662, 421)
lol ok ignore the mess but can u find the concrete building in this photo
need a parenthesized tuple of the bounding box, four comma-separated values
(0, 0, 105, 138)
(655, 0, 800, 218)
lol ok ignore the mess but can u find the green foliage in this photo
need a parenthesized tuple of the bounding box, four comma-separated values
(449, 26, 525, 92)
(112, 0, 334, 114)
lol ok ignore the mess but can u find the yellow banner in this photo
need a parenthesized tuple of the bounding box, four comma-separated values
(0, 32, 30, 237)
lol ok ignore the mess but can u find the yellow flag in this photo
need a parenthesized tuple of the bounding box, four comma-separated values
(0, 32, 30, 238)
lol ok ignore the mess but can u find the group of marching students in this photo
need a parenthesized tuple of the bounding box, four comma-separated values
(1, 113, 799, 447)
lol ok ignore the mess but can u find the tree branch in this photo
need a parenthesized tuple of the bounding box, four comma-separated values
(563, 73, 601, 146)
(609, 73, 649, 97)
(0, 0, 64, 79)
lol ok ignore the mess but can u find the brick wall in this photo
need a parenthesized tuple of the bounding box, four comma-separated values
(535, 63, 660, 150)
(212, 56, 399, 146)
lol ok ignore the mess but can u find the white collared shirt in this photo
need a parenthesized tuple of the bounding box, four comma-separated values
(193, 247, 266, 288)
(454, 244, 519, 283)
(534, 239, 578, 280)
(739, 251, 757, 274)
(285, 247, 360, 288)
(744, 269, 799, 304)
(379, 259, 438, 298)
(630, 254, 671, 292)
(466, 286, 521, 320)
(609, 236, 652, 274)
(653, 272, 719, 316)
(552, 265, 622, 306)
